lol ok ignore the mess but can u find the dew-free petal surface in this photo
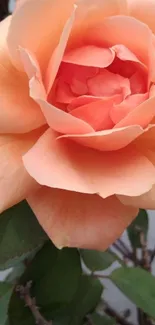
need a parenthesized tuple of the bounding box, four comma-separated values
(58, 125, 144, 151)
(20, 47, 94, 134)
(27, 187, 138, 250)
(128, 0, 155, 34)
(63, 45, 115, 67)
(0, 17, 45, 133)
(23, 129, 155, 198)
(0, 128, 45, 213)
(7, 0, 75, 72)
(115, 95, 155, 128)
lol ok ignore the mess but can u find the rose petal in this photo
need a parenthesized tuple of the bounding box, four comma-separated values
(20, 48, 94, 134)
(134, 124, 155, 151)
(70, 96, 122, 130)
(110, 93, 148, 124)
(58, 125, 144, 151)
(57, 63, 98, 97)
(0, 17, 45, 133)
(28, 187, 138, 250)
(23, 128, 155, 198)
(7, 0, 75, 72)
(85, 16, 151, 66)
(89, 18, 154, 85)
(130, 71, 147, 94)
(117, 187, 155, 210)
(55, 79, 76, 104)
(36, 98, 94, 134)
(0, 127, 45, 213)
(63, 45, 115, 67)
(115, 95, 155, 128)
(67, 95, 102, 111)
(128, 0, 155, 34)
(31, 78, 94, 134)
(68, 0, 128, 48)
(45, 6, 76, 94)
(118, 125, 155, 209)
(111, 44, 146, 65)
(87, 69, 131, 98)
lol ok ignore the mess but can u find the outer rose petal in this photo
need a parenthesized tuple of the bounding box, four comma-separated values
(0, 17, 45, 133)
(118, 125, 155, 209)
(128, 0, 155, 34)
(85, 16, 151, 66)
(7, 0, 75, 72)
(45, 6, 76, 94)
(134, 124, 155, 152)
(0, 128, 45, 213)
(31, 79, 94, 134)
(58, 125, 144, 151)
(117, 187, 155, 210)
(23, 128, 155, 198)
(68, 0, 128, 48)
(27, 187, 138, 250)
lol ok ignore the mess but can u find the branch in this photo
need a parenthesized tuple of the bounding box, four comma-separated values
(103, 302, 135, 325)
(112, 242, 127, 256)
(112, 242, 143, 267)
(117, 239, 131, 256)
(150, 247, 155, 263)
(139, 230, 151, 272)
(93, 274, 109, 279)
(16, 282, 52, 325)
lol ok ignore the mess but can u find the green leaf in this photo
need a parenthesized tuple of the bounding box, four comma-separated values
(5, 319, 10, 325)
(110, 267, 155, 319)
(0, 282, 14, 325)
(0, 201, 47, 269)
(90, 312, 115, 325)
(127, 209, 148, 248)
(6, 264, 26, 284)
(9, 242, 82, 325)
(52, 275, 103, 325)
(80, 249, 116, 271)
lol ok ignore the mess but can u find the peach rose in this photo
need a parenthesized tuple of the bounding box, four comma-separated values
(1, 0, 155, 250)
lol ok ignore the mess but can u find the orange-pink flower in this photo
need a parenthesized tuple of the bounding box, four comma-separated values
(1, 0, 155, 250)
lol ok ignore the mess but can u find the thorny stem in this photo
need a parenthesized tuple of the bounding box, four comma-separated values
(16, 281, 52, 325)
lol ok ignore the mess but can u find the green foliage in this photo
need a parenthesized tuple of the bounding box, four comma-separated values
(0, 282, 14, 325)
(9, 241, 83, 325)
(0, 201, 47, 269)
(52, 275, 103, 325)
(0, 200, 154, 325)
(111, 267, 155, 319)
(80, 249, 117, 271)
(127, 209, 148, 248)
(5, 264, 26, 284)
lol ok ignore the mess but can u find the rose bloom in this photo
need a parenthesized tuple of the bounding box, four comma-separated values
(1, 0, 155, 250)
